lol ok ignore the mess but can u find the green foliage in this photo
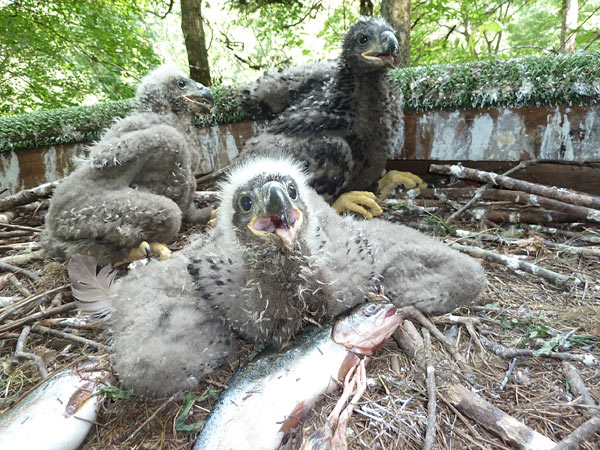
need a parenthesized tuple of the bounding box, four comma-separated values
(0, 0, 162, 116)
(392, 51, 600, 112)
(0, 99, 135, 151)
(175, 391, 220, 433)
(99, 385, 135, 401)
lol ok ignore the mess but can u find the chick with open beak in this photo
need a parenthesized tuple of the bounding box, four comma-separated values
(245, 180, 304, 250)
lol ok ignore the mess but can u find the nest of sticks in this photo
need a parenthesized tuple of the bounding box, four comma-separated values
(0, 160, 599, 449)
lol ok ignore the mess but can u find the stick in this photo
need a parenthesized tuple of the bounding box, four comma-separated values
(31, 324, 110, 352)
(453, 230, 600, 257)
(429, 164, 600, 211)
(524, 225, 600, 244)
(0, 180, 61, 211)
(445, 383, 556, 450)
(7, 273, 32, 297)
(0, 250, 44, 266)
(122, 395, 177, 444)
(0, 302, 77, 335)
(13, 325, 48, 379)
(445, 160, 538, 224)
(0, 260, 40, 281)
(392, 319, 424, 359)
(0, 223, 43, 232)
(483, 208, 583, 225)
(562, 362, 598, 415)
(479, 334, 598, 365)
(0, 242, 42, 252)
(551, 416, 600, 450)
(422, 329, 437, 450)
(399, 306, 466, 367)
(0, 230, 35, 238)
(499, 358, 518, 390)
(449, 242, 574, 287)
(0, 285, 69, 322)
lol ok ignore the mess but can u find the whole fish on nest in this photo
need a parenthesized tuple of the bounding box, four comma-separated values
(193, 301, 403, 450)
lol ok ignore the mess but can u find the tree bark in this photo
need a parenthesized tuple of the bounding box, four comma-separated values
(381, 0, 411, 67)
(360, 0, 374, 16)
(560, 0, 578, 53)
(181, 0, 212, 86)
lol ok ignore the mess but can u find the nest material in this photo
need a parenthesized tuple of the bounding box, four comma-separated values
(0, 180, 599, 449)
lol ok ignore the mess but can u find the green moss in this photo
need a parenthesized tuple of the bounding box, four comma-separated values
(393, 52, 600, 112)
(2, 52, 599, 153)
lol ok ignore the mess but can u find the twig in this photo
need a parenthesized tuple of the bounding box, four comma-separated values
(0, 260, 40, 281)
(449, 242, 574, 287)
(0, 180, 61, 211)
(392, 319, 424, 359)
(0, 230, 35, 239)
(0, 285, 69, 322)
(0, 302, 77, 335)
(122, 395, 177, 444)
(433, 314, 485, 358)
(196, 166, 229, 185)
(31, 324, 110, 352)
(429, 164, 600, 211)
(453, 230, 600, 257)
(13, 325, 48, 378)
(523, 225, 600, 244)
(562, 362, 598, 415)
(399, 306, 466, 368)
(481, 208, 581, 225)
(551, 416, 600, 450)
(422, 185, 600, 224)
(479, 334, 598, 366)
(0, 222, 43, 232)
(7, 273, 32, 297)
(499, 358, 517, 390)
(0, 250, 45, 266)
(445, 160, 538, 224)
(422, 328, 437, 450)
(445, 383, 556, 449)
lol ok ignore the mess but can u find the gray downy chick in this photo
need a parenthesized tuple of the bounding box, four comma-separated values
(43, 64, 214, 266)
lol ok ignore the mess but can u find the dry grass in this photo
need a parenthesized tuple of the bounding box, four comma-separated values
(0, 192, 599, 449)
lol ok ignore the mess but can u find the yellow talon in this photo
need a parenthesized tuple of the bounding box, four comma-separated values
(114, 241, 171, 266)
(378, 170, 427, 200)
(205, 207, 218, 228)
(332, 191, 383, 219)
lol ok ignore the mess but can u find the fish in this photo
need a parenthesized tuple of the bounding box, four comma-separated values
(0, 362, 111, 450)
(193, 301, 402, 450)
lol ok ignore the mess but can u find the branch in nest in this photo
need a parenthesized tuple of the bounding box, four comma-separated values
(479, 334, 598, 366)
(449, 242, 574, 288)
(0, 180, 61, 212)
(0, 302, 77, 335)
(562, 362, 598, 415)
(31, 324, 110, 352)
(445, 383, 556, 449)
(552, 415, 600, 450)
(0, 260, 40, 281)
(0, 250, 44, 267)
(13, 325, 48, 379)
(429, 163, 600, 211)
(422, 328, 437, 450)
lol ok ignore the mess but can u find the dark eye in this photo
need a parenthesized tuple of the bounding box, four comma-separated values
(358, 34, 369, 45)
(363, 303, 380, 316)
(239, 195, 253, 212)
(177, 79, 187, 89)
(287, 184, 297, 200)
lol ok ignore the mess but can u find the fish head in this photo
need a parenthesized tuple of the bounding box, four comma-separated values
(332, 301, 402, 355)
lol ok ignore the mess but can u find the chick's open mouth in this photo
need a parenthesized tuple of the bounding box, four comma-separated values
(184, 95, 213, 113)
(361, 51, 398, 66)
(248, 208, 303, 249)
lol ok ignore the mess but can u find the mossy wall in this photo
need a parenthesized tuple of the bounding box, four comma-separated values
(1, 52, 599, 153)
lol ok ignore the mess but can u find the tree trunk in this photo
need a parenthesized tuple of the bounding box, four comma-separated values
(180, 0, 211, 86)
(360, 0, 374, 16)
(381, 0, 411, 67)
(560, 0, 578, 53)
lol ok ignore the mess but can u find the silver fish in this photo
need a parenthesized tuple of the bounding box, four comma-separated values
(194, 301, 402, 450)
(0, 362, 111, 450)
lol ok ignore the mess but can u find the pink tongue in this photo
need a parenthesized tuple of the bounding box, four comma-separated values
(253, 217, 277, 233)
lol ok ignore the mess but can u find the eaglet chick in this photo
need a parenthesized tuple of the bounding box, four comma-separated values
(237, 17, 425, 219)
(43, 65, 214, 266)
